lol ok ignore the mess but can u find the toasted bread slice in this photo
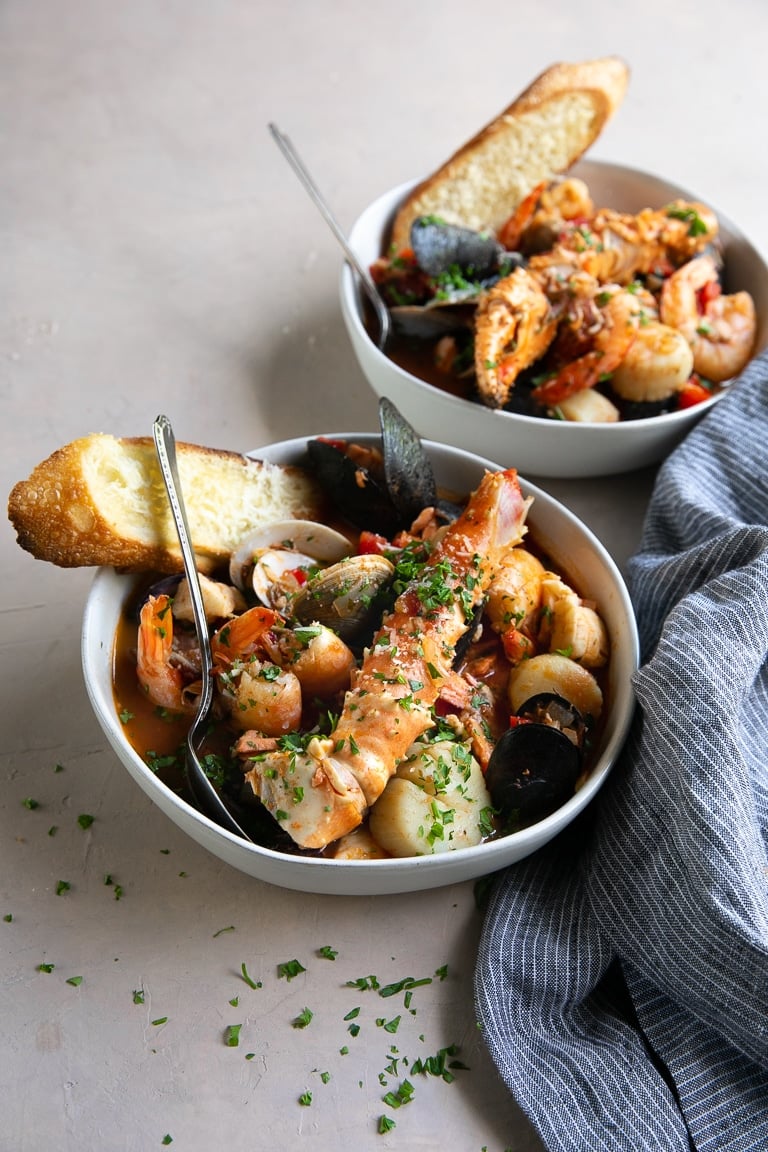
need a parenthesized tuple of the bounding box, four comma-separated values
(8, 434, 324, 573)
(390, 56, 629, 251)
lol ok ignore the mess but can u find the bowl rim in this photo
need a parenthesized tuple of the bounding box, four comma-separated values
(340, 158, 768, 434)
(81, 433, 640, 884)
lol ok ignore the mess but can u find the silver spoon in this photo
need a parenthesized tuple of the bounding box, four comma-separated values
(268, 121, 392, 351)
(152, 415, 254, 843)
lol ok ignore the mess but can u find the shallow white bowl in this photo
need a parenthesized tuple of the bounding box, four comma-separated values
(82, 435, 639, 895)
(340, 160, 768, 479)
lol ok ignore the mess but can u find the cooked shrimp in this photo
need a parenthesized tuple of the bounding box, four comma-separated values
(497, 181, 546, 250)
(516, 178, 596, 253)
(659, 254, 757, 382)
(136, 593, 198, 713)
(609, 320, 694, 402)
(211, 607, 303, 736)
(243, 468, 531, 849)
(474, 267, 558, 407)
(531, 287, 643, 407)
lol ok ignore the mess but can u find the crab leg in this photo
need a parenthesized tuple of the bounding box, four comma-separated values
(243, 468, 530, 849)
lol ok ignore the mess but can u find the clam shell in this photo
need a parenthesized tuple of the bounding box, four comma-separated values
(229, 519, 353, 591)
(292, 553, 395, 641)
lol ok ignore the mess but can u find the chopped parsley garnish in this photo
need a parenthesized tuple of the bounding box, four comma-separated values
(317, 945, 338, 960)
(292, 1007, 314, 1029)
(225, 1024, 242, 1047)
(77, 814, 95, 830)
(277, 959, 306, 981)
(382, 1079, 415, 1109)
(55, 880, 71, 896)
(666, 203, 708, 236)
(241, 961, 262, 989)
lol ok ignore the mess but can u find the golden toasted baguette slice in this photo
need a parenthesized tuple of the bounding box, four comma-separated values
(390, 56, 629, 251)
(8, 434, 324, 574)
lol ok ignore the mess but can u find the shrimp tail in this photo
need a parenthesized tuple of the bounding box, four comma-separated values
(243, 468, 530, 849)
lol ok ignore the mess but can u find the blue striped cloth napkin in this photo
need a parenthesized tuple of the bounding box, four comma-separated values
(474, 348, 768, 1152)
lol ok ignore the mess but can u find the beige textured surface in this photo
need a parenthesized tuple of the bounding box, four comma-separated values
(2, 2, 767, 1149)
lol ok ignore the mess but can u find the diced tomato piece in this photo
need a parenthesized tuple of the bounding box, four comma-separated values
(357, 530, 391, 555)
(289, 567, 308, 585)
(315, 436, 347, 452)
(697, 279, 721, 312)
(677, 377, 713, 410)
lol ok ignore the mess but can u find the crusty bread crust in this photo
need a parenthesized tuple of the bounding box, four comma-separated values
(390, 56, 629, 251)
(8, 434, 324, 574)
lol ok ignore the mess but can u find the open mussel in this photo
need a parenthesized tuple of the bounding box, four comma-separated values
(410, 216, 512, 283)
(307, 398, 460, 538)
(388, 217, 526, 336)
(485, 694, 588, 825)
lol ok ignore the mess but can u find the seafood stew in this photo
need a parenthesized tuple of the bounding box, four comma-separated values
(112, 403, 612, 861)
(371, 178, 758, 423)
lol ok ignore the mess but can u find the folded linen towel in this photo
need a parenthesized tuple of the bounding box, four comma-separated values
(475, 349, 768, 1152)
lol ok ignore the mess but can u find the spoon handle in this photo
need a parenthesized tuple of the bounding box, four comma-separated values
(152, 415, 251, 841)
(152, 416, 213, 714)
(268, 122, 391, 347)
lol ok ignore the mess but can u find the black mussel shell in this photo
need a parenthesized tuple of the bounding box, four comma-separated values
(379, 397, 437, 523)
(516, 693, 587, 748)
(411, 217, 503, 280)
(485, 722, 581, 823)
(134, 574, 183, 621)
(609, 393, 674, 422)
(452, 599, 485, 667)
(306, 438, 402, 537)
(307, 399, 462, 538)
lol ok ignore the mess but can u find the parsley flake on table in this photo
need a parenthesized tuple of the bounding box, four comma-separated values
(37, 963, 55, 973)
(152, 1017, 168, 1027)
(132, 989, 145, 1004)
(382, 1078, 415, 1109)
(241, 961, 262, 989)
(161, 1136, 173, 1146)
(4, 914, 12, 922)
(378, 1116, 397, 1133)
(317, 945, 338, 960)
(225, 1024, 242, 1047)
(298, 1091, 312, 1107)
(291, 1007, 313, 1029)
(277, 958, 306, 981)
(77, 814, 95, 829)
(66, 976, 83, 987)
(55, 880, 71, 896)
(21, 798, 39, 810)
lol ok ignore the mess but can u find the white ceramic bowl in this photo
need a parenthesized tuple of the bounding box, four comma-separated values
(340, 160, 768, 479)
(82, 435, 639, 895)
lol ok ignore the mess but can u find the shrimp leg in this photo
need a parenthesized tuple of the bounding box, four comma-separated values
(242, 468, 530, 849)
